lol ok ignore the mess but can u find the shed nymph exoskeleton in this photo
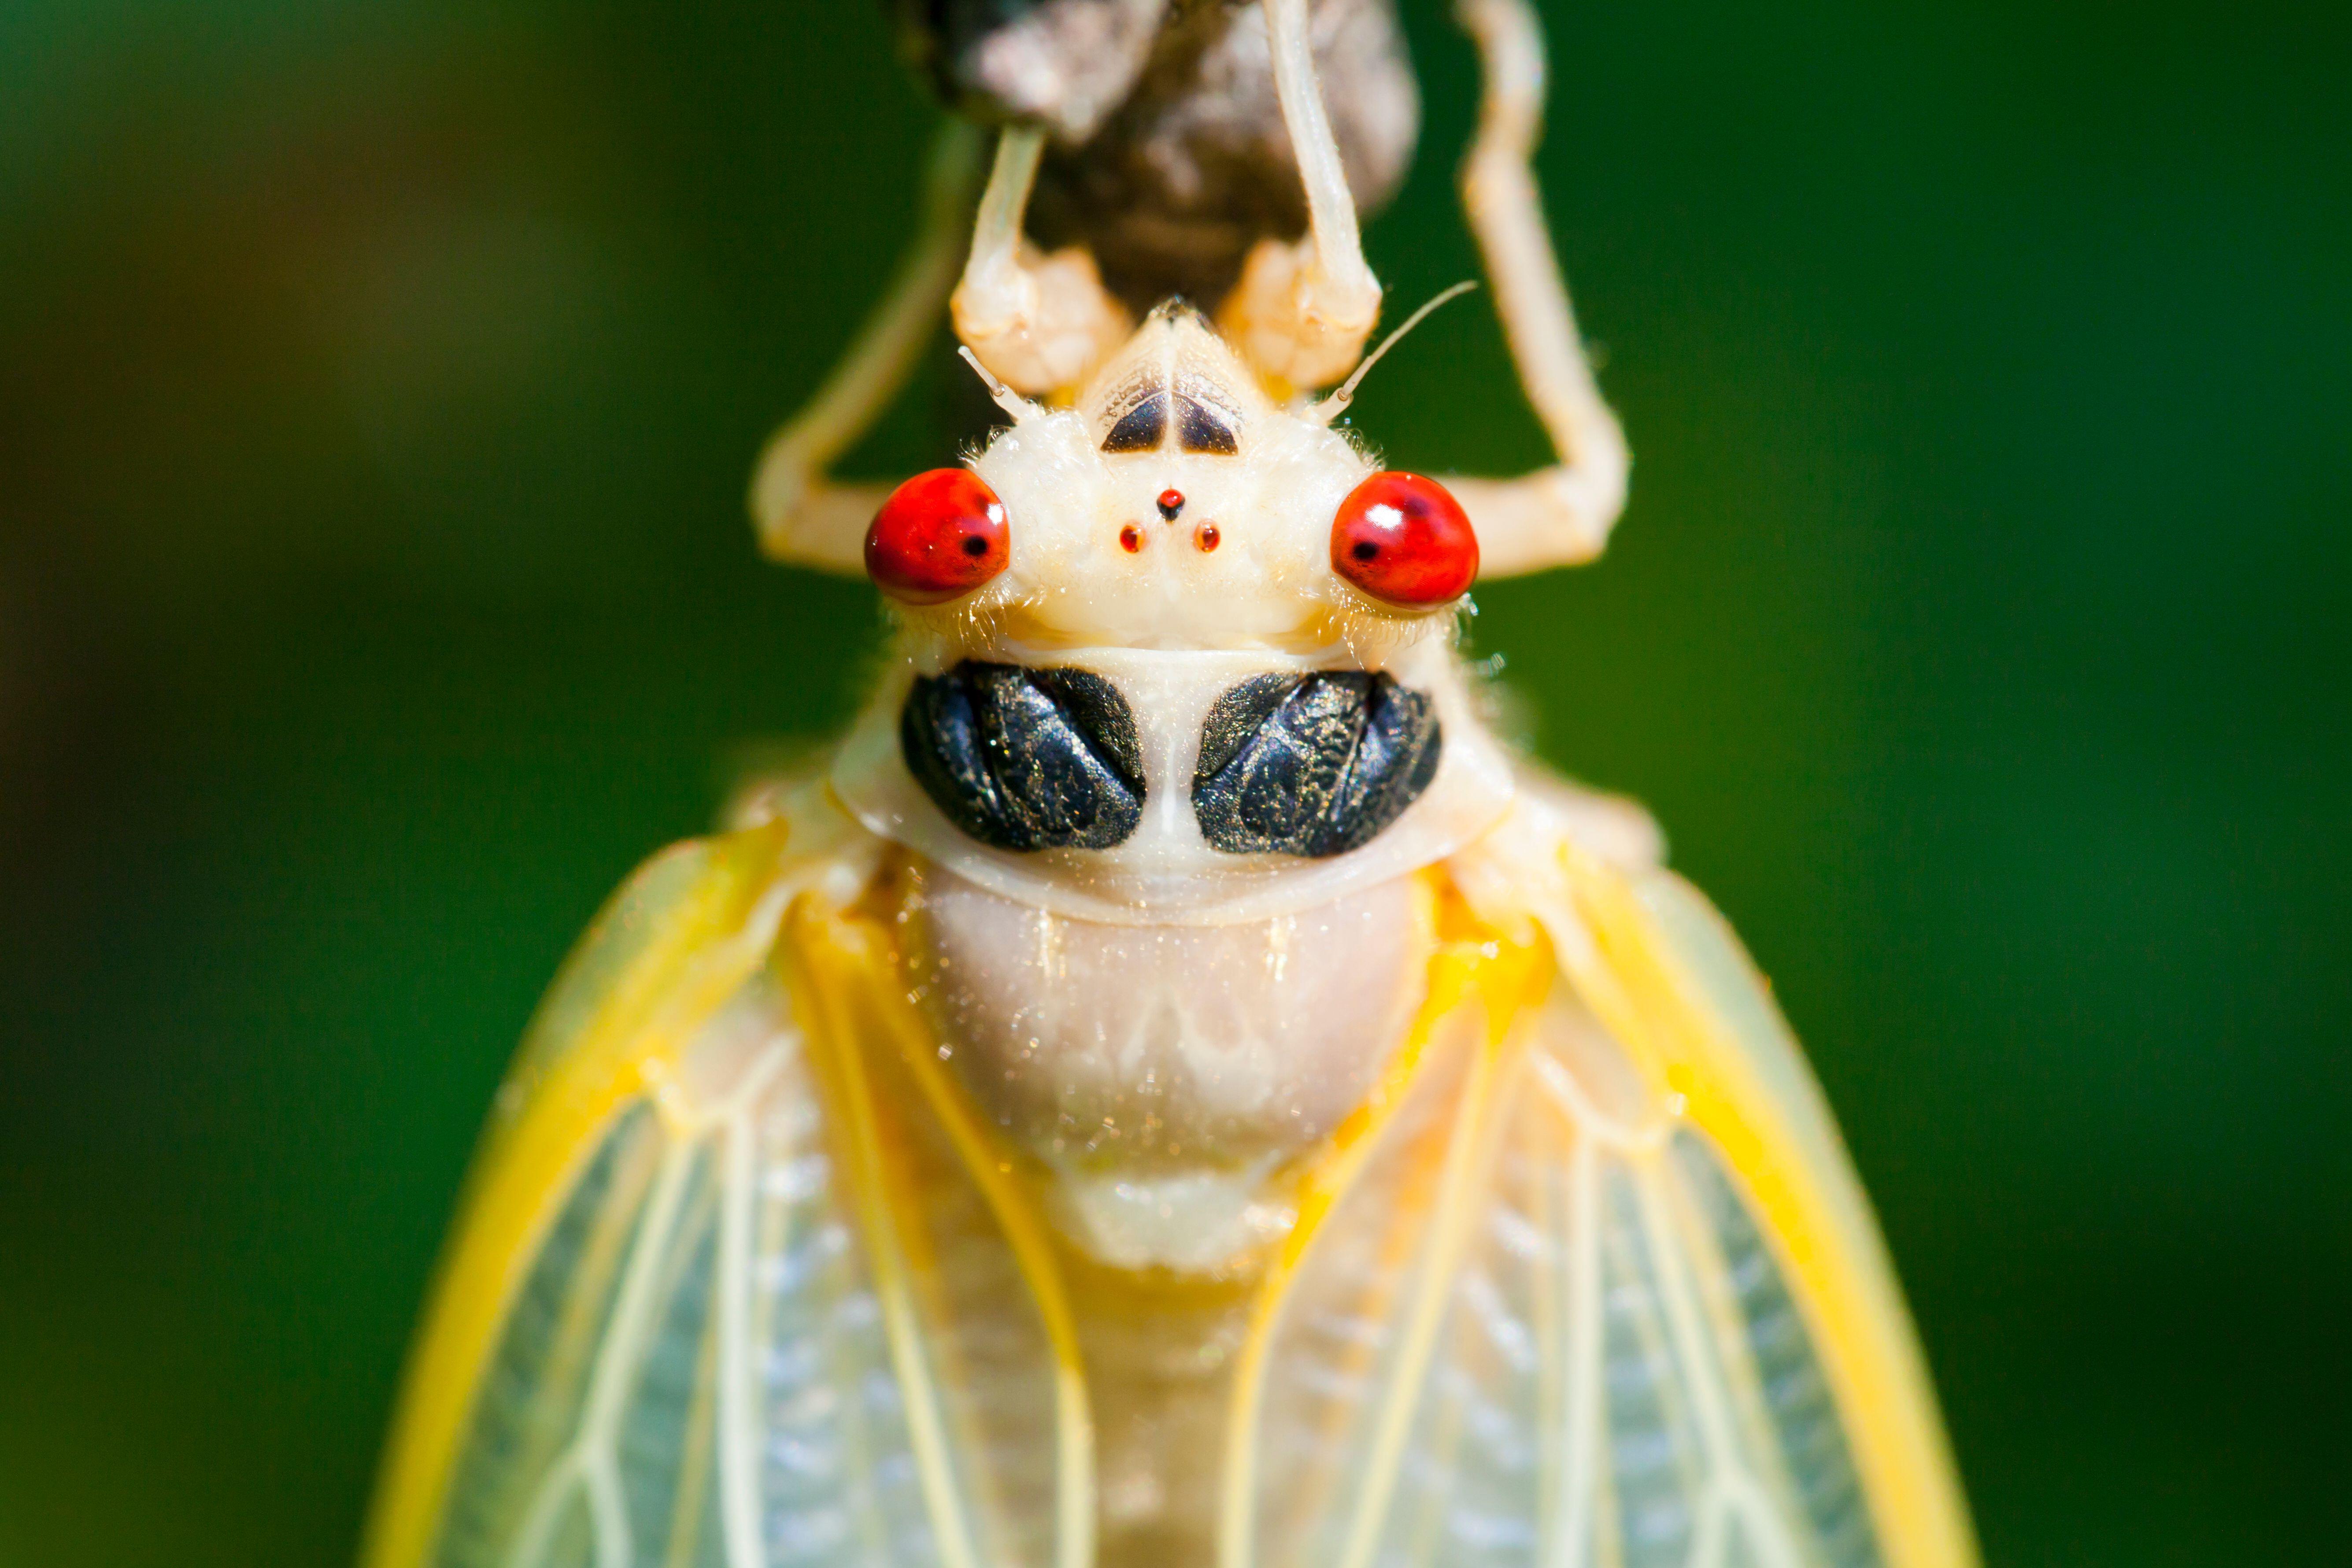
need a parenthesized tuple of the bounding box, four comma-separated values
(363, 4, 1978, 1568)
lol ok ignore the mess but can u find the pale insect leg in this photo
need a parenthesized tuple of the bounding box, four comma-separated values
(749, 121, 981, 573)
(1446, 0, 1631, 577)
(1219, 0, 1386, 389)
(948, 124, 1132, 397)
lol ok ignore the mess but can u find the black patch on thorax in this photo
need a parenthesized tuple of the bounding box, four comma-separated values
(1191, 672, 1442, 857)
(902, 662, 1146, 851)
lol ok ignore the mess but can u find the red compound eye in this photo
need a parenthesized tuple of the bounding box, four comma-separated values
(1330, 471, 1478, 607)
(865, 469, 1009, 604)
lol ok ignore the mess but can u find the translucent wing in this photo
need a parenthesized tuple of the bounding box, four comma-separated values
(360, 788, 1088, 1568)
(1231, 784, 1978, 1568)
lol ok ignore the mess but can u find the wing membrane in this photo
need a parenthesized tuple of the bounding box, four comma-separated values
(376, 775, 1966, 1568)
(363, 799, 1080, 1568)
(1560, 852, 1974, 1568)
(1245, 1003, 1489, 1566)
(1668, 1133, 1877, 1568)
(1241, 994, 1904, 1568)
(1236, 791, 1974, 1568)
(433, 1101, 666, 1567)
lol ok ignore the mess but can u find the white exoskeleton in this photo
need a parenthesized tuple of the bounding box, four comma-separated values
(364, 5, 1978, 1568)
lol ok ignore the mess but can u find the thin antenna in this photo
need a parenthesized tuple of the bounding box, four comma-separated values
(958, 345, 1041, 423)
(1309, 280, 1480, 425)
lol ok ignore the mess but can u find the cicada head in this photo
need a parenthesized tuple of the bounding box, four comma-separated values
(840, 303, 1511, 929)
(866, 303, 1478, 658)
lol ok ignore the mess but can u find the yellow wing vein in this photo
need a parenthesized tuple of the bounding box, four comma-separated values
(844, 911, 1100, 1568)
(1549, 838, 1976, 1568)
(362, 822, 797, 1568)
(783, 897, 985, 1568)
(1217, 881, 1550, 1568)
(1333, 1023, 1511, 1568)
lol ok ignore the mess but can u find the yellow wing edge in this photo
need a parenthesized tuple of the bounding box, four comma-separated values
(1554, 839, 1981, 1568)
(357, 820, 796, 1568)
(359, 824, 1096, 1568)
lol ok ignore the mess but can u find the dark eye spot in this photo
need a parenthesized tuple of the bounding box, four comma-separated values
(1352, 540, 1380, 562)
(1102, 393, 1167, 453)
(1176, 396, 1239, 455)
(961, 534, 991, 557)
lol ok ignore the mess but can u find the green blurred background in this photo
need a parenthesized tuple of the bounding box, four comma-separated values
(2, 0, 2345, 1562)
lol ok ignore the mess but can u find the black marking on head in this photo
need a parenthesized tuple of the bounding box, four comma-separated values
(1101, 392, 1167, 453)
(1191, 672, 1442, 857)
(1176, 395, 1239, 455)
(902, 662, 1146, 852)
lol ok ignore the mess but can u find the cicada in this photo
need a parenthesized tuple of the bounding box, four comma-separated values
(362, 3, 1977, 1566)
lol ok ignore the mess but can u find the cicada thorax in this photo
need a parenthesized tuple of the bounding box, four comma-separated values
(903, 861, 1429, 1268)
(854, 636, 1513, 1272)
(845, 653, 1490, 1568)
(847, 841, 1553, 1568)
(843, 647, 1480, 1561)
